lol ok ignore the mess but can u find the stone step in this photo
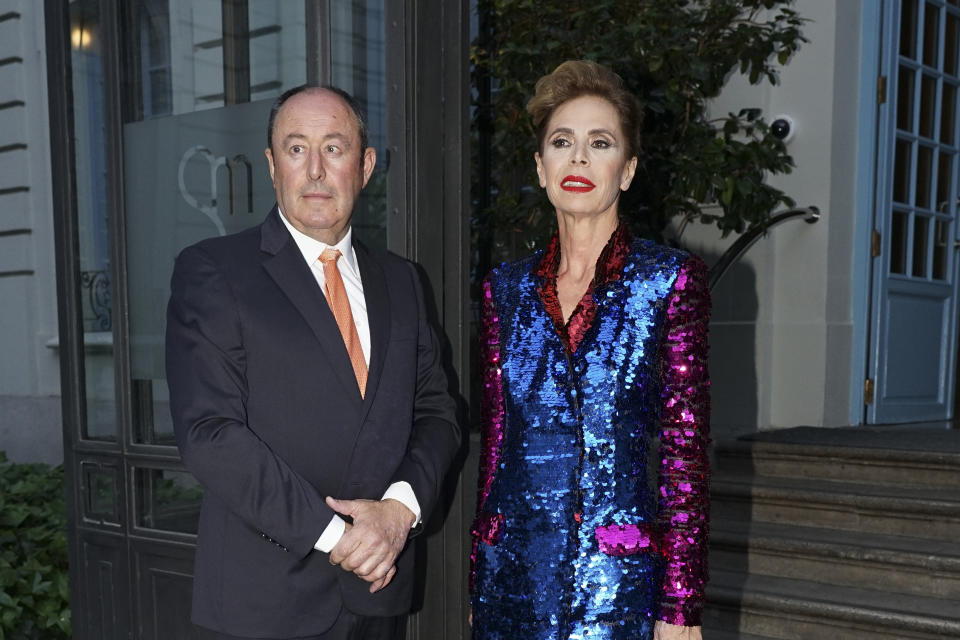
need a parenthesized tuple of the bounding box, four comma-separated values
(711, 474, 960, 541)
(715, 439, 960, 487)
(700, 629, 777, 640)
(710, 520, 960, 599)
(704, 569, 960, 639)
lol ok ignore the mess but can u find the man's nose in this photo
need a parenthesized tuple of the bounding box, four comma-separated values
(307, 151, 325, 180)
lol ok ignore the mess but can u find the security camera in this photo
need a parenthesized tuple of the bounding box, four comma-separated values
(770, 115, 795, 143)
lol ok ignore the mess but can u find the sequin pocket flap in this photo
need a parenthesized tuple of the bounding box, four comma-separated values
(595, 523, 661, 556)
(471, 510, 504, 546)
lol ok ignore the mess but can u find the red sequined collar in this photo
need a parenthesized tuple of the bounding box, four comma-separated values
(534, 222, 633, 353)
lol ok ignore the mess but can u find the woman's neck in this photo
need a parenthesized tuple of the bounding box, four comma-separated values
(555, 210, 619, 281)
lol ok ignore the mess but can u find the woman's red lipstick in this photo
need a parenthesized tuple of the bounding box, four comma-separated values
(561, 175, 595, 192)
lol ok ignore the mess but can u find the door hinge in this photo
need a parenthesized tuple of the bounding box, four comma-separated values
(864, 378, 875, 405)
(871, 230, 882, 257)
(878, 75, 887, 104)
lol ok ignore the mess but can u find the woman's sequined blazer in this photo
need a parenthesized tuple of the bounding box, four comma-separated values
(471, 237, 711, 639)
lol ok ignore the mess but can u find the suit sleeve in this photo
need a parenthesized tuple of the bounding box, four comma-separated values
(657, 255, 711, 626)
(387, 261, 461, 529)
(166, 245, 335, 558)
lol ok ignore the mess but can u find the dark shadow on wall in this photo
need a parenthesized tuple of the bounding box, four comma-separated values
(702, 251, 761, 444)
(696, 248, 759, 637)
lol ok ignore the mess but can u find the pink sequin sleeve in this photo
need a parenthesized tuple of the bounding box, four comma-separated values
(657, 255, 711, 626)
(470, 275, 506, 593)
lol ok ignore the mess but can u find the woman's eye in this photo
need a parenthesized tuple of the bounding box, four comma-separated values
(592, 139, 611, 149)
(551, 137, 570, 148)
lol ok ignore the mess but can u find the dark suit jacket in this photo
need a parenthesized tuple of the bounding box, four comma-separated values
(165, 207, 460, 638)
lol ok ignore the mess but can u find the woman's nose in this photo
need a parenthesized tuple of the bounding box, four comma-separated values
(571, 144, 588, 165)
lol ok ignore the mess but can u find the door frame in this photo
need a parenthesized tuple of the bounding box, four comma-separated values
(864, 0, 960, 424)
(44, 0, 471, 637)
(851, 0, 885, 424)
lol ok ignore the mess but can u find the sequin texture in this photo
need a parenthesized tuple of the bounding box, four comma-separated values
(471, 233, 711, 639)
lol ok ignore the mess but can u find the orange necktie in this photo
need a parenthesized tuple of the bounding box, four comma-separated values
(319, 248, 367, 397)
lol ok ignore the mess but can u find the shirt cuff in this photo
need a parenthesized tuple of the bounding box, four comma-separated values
(382, 481, 421, 527)
(314, 514, 346, 553)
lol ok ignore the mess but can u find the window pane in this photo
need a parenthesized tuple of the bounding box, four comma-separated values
(891, 210, 909, 274)
(917, 144, 934, 209)
(136, 468, 203, 534)
(122, 0, 306, 445)
(938, 151, 955, 212)
(933, 219, 950, 280)
(894, 138, 913, 204)
(133, 379, 174, 445)
(920, 74, 937, 138)
(148, 67, 171, 116)
(331, 2, 387, 249)
(71, 0, 117, 441)
(947, 13, 959, 77)
(902, 0, 919, 58)
(82, 462, 120, 525)
(898, 65, 915, 131)
(913, 215, 930, 277)
(249, 0, 307, 101)
(141, 0, 172, 118)
(190, 1, 225, 112)
(924, 2, 941, 68)
(942, 82, 958, 145)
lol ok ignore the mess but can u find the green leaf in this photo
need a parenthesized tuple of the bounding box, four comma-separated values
(0, 454, 70, 639)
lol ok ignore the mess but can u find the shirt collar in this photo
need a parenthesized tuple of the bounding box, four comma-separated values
(277, 208, 359, 277)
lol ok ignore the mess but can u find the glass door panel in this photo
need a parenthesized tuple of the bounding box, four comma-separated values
(135, 467, 203, 534)
(330, 1, 387, 248)
(120, 0, 304, 447)
(869, 0, 960, 422)
(71, 0, 118, 442)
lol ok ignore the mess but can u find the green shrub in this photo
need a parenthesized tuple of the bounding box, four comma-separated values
(0, 451, 70, 639)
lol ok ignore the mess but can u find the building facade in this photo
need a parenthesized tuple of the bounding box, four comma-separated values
(0, 0, 955, 637)
(689, 0, 960, 439)
(0, 1, 61, 465)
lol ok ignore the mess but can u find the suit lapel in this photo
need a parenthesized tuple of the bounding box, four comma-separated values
(259, 209, 363, 406)
(354, 239, 390, 420)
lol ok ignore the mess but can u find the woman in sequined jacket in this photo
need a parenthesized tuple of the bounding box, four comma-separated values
(470, 60, 710, 640)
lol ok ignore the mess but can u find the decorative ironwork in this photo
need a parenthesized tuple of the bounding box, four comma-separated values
(80, 269, 112, 331)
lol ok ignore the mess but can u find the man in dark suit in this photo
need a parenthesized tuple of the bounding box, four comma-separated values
(165, 85, 460, 640)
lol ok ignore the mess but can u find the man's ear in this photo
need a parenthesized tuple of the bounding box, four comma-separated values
(361, 147, 377, 187)
(265, 147, 276, 183)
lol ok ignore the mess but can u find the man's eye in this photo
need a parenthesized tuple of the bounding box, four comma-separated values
(291, 145, 304, 153)
(326, 145, 340, 153)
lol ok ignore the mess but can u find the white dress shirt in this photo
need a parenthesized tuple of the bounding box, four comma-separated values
(278, 210, 421, 552)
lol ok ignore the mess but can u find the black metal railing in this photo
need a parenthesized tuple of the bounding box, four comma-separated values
(707, 206, 821, 291)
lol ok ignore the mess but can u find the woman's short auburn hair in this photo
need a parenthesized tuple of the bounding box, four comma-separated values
(527, 60, 643, 159)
